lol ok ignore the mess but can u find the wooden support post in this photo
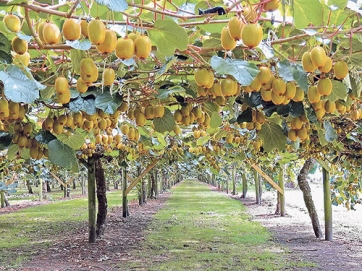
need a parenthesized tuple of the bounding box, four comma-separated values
(255, 170, 261, 204)
(155, 169, 159, 197)
(232, 165, 236, 195)
(323, 168, 333, 241)
(279, 165, 286, 217)
(122, 166, 128, 218)
(39, 178, 43, 201)
(242, 173, 247, 198)
(0, 191, 4, 208)
(87, 157, 96, 243)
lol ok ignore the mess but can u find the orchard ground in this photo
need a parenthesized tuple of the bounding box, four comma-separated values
(0, 180, 362, 270)
(237, 181, 362, 271)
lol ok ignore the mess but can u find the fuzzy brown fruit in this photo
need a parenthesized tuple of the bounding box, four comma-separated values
(115, 37, 135, 60)
(134, 35, 152, 59)
(62, 18, 81, 41)
(12, 36, 28, 55)
(241, 23, 263, 48)
(43, 22, 61, 45)
(4, 14, 21, 32)
(228, 16, 244, 40)
(221, 26, 237, 51)
(87, 18, 106, 45)
(96, 29, 117, 54)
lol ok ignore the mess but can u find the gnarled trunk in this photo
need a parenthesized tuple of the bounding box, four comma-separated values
(95, 158, 107, 238)
(298, 158, 323, 238)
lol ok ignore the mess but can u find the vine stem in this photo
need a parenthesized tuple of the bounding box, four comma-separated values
(66, 0, 81, 18)
(24, 7, 43, 49)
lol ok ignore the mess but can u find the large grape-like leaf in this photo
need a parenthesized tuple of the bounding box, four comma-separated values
(156, 85, 186, 99)
(153, 108, 175, 133)
(95, 91, 123, 114)
(328, 80, 348, 102)
(35, 130, 57, 144)
(292, 64, 309, 91)
(210, 111, 222, 129)
(69, 96, 97, 115)
(324, 120, 338, 142)
(48, 139, 77, 169)
(327, 0, 348, 9)
(0, 33, 10, 52)
(259, 122, 287, 152)
(94, 0, 128, 12)
(294, 0, 323, 30)
(66, 39, 91, 51)
(56, 134, 85, 150)
(149, 19, 188, 57)
(277, 60, 294, 82)
(210, 56, 259, 86)
(70, 49, 86, 74)
(0, 65, 42, 103)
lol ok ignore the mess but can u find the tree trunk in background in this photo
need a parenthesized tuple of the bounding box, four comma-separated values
(255, 171, 261, 204)
(241, 173, 247, 198)
(46, 181, 51, 192)
(155, 169, 159, 197)
(27, 180, 33, 194)
(73, 179, 76, 190)
(147, 173, 152, 199)
(298, 158, 323, 238)
(4, 193, 10, 207)
(95, 158, 107, 238)
(142, 179, 147, 204)
(137, 166, 143, 206)
(87, 157, 97, 243)
(150, 171, 156, 199)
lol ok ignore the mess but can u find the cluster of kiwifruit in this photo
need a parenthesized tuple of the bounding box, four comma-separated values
(237, 108, 266, 131)
(205, 145, 221, 171)
(4, 13, 31, 67)
(174, 103, 211, 128)
(221, 1, 279, 51)
(125, 103, 165, 127)
(288, 114, 310, 142)
(0, 99, 27, 123)
(194, 68, 240, 102)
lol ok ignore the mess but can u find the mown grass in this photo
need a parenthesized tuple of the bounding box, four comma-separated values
(120, 179, 315, 271)
(0, 188, 138, 268)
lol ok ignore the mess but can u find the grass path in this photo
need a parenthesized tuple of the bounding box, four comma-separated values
(121, 179, 312, 271)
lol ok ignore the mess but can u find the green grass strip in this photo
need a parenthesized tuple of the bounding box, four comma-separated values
(0, 189, 138, 268)
(122, 179, 314, 271)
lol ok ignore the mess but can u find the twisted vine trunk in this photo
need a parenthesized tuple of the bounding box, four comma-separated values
(95, 158, 107, 238)
(298, 158, 323, 238)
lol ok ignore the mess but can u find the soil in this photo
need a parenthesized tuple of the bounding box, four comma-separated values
(235, 182, 362, 271)
(2, 182, 362, 271)
(3, 192, 170, 271)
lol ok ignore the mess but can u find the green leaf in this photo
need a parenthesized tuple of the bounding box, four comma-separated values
(0, 33, 10, 52)
(156, 56, 177, 77)
(35, 130, 57, 144)
(48, 139, 77, 169)
(202, 101, 219, 116)
(0, 132, 12, 151)
(94, 0, 128, 12)
(153, 108, 175, 133)
(327, 0, 348, 9)
(40, 86, 54, 100)
(292, 64, 309, 91)
(56, 134, 85, 150)
(277, 60, 294, 82)
(7, 0, 28, 4)
(210, 111, 222, 128)
(0, 50, 12, 64)
(259, 122, 287, 152)
(316, 159, 331, 172)
(0, 65, 42, 103)
(69, 96, 97, 115)
(66, 39, 92, 50)
(350, 74, 362, 98)
(316, 123, 328, 146)
(149, 19, 188, 57)
(294, 0, 323, 30)
(196, 135, 210, 146)
(156, 85, 186, 99)
(7, 144, 18, 160)
(70, 49, 86, 74)
(324, 120, 338, 142)
(210, 56, 259, 86)
(95, 91, 123, 114)
(328, 80, 348, 102)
